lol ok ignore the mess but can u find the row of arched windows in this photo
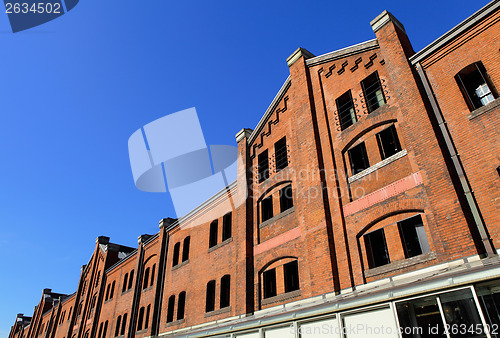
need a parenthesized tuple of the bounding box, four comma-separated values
(104, 281, 115, 301)
(97, 321, 108, 338)
(114, 313, 127, 337)
(166, 292, 186, 323)
(137, 304, 151, 331)
(142, 264, 156, 290)
(206, 275, 230, 312)
(122, 270, 134, 293)
(172, 237, 190, 267)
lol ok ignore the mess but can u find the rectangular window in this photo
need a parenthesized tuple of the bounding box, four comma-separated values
(263, 268, 277, 298)
(455, 62, 497, 111)
(283, 261, 299, 293)
(336, 90, 356, 131)
(258, 150, 269, 183)
(376, 125, 402, 160)
(398, 215, 430, 259)
(361, 71, 386, 113)
(261, 196, 273, 223)
(348, 142, 370, 175)
(279, 185, 293, 213)
(274, 137, 288, 171)
(364, 228, 390, 268)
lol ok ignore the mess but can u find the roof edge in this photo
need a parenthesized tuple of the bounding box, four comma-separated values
(410, 0, 500, 65)
(305, 39, 379, 67)
(248, 77, 291, 145)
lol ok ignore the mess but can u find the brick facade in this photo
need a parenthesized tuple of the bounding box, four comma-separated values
(10, 2, 500, 338)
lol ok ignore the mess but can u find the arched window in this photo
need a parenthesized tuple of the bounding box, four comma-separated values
(177, 292, 186, 320)
(143, 267, 150, 290)
(105, 283, 111, 301)
(145, 304, 151, 329)
(114, 316, 121, 337)
(172, 243, 180, 267)
(110, 281, 115, 299)
(222, 213, 232, 241)
(98, 322, 103, 338)
(150, 264, 155, 288)
(209, 220, 218, 248)
(220, 275, 230, 308)
(122, 274, 128, 293)
(102, 321, 108, 338)
(137, 307, 144, 331)
(166, 295, 175, 323)
(128, 271, 134, 290)
(120, 313, 127, 335)
(205, 280, 216, 312)
(455, 61, 497, 111)
(182, 237, 190, 262)
(68, 307, 72, 320)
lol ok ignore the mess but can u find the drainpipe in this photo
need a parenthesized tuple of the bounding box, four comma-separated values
(415, 62, 495, 255)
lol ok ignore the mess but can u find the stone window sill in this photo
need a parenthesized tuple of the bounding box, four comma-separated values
(165, 318, 185, 327)
(141, 285, 153, 293)
(172, 259, 189, 271)
(208, 237, 233, 253)
(261, 289, 301, 306)
(259, 207, 295, 229)
(136, 328, 149, 334)
(121, 288, 133, 296)
(467, 97, 500, 120)
(204, 306, 231, 318)
(348, 149, 407, 183)
(364, 251, 437, 278)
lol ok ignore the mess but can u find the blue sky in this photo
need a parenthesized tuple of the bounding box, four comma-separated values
(0, 0, 491, 335)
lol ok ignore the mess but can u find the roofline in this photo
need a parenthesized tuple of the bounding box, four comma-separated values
(305, 39, 379, 67)
(410, 0, 500, 65)
(248, 77, 291, 145)
(165, 180, 238, 231)
(105, 249, 138, 274)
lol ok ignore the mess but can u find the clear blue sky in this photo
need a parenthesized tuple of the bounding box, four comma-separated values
(0, 0, 490, 335)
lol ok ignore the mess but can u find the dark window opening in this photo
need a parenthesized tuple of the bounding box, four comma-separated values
(150, 264, 155, 287)
(455, 62, 497, 111)
(98, 322, 103, 338)
(284, 261, 300, 293)
(376, 125, 402, 160)
(274, 137, 288, 171)
(110, 281, 115, 299)
(122, 274, 128, 293)
(261, 196, 273, 223)
(128, 270, 134, 290)
(177, 292, 186, 320)
(166, 295, 175, 323)
(68, 307, 72, 321)
(105, 284, 110, 301)
(103, 321, 108, 338)
(182, 237, 190, 262)
(336, 90, 357, 131)
(220, 275, 231, 308)
(143, 268, 150, 290)
(114, 316, 121, 337)
(172, 242, 180, 267)
(222, 213, 232, 241)
(209, 220, 218, 248)
(398, 215, 430, 259)
(137, 307, 144, 331)
(263, 268, 277, 299)
(205, 280, 216, 312)
(348, 142, 370, 175)
(145, 305, 150, 329)
(364, 228, 390, 268)
(279, 185, 293, 213)
(258, 150, 269, 183)
(120, 313, 127, 336)
(361, 71, 386, 113)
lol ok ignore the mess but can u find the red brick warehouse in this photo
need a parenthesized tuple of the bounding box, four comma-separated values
(10, 1, 500, 337)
